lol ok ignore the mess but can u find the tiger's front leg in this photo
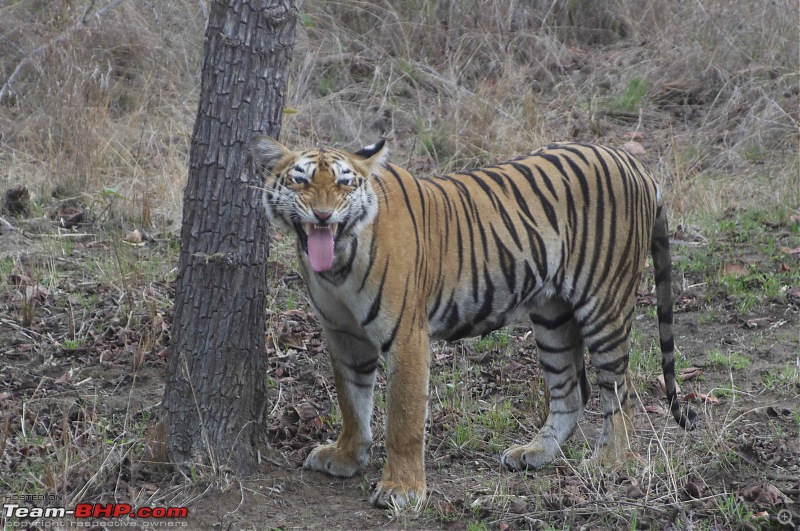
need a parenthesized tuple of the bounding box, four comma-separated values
(304, 328, 378, 477)
(370, 331, 430, 509)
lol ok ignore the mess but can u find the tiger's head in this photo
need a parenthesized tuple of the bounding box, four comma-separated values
(250, 135, 388, 273)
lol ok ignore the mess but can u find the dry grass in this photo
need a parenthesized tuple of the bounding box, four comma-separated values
(0, 0, 204, 230)
(1, 0, 796, 224)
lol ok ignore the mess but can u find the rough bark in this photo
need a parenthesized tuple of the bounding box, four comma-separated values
(164, 0, 296, 476)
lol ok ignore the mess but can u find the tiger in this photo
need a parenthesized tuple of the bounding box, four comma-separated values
(250, 135, 697, 509)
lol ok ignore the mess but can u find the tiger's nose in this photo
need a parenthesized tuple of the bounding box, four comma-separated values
(313, 209, 333, 222)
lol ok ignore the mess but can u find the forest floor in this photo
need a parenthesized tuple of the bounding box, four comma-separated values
(1, 202, 798, 530)
(1, 1, 799, 529)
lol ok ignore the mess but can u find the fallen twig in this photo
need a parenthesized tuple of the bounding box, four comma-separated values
(0, 216, 17, 232)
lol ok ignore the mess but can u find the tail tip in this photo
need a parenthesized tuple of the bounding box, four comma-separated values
(668, 391, 698, 430)
(677, 405, 698, 431)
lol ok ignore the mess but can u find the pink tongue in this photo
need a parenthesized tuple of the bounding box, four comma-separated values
(307, 226, 335, 272)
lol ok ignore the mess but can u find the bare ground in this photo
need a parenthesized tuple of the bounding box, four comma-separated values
(1, 210, 798, 530)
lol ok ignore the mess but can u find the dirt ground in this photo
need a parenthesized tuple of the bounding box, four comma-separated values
(1, 210, 798, 530)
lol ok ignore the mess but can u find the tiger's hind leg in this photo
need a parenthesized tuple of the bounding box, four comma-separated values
(502, 299, 589, 470)
(304, 327, 378, 477)
(580, 306, 635, 467)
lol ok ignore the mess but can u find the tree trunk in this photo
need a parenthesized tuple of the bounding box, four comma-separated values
(163, 0, 296, 476)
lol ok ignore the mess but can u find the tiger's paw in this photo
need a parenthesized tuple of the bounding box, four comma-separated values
(303, 443, 366, 478)
(501, 438, 560, 471)
(370, 479, 426, 509)
(582, 444, 638, 469)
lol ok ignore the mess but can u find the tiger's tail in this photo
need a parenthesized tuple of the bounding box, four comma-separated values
(651, 201, 697, 430)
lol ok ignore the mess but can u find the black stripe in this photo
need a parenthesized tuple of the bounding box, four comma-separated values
(514, 159, 558, 202)
(549, 407, 580, 416)
(320, 235, 359, 285)
(482, 169, 509, 194)
(521, 262, 538, 296)
(373, 176, 391, 209)
(587, 329, 629, 356)
(345, 378, 374, 389)
(660, 336, 675, 353)
(598, 381, 628, 395)
(327, 327, 369, 342)
(492, 226, 517, 291)
(470, 264, 496, 327)
(384, 164, 420, 251)
(428, 283, 445, 321)
(520, 216, 549, 281)
(594, 355, 627, 374)
(549, 377, 578, 396)
(590, 146, 619, 296)
(496, 202, 523, 250)
(465, 172, 502, 211)
(380, 287, 408, 353)
(530, 311, 573, 330)
(360, 260, 390, 327)
(501, 169, 537, 229)
(345, 357, 379, 375)
(357, 232, 378, 293)
(537, 340, 576, 354)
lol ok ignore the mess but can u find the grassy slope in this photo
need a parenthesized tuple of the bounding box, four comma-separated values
(1, 1, 798, 529)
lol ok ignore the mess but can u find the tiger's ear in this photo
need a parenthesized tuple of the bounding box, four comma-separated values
(250, 134, 292, 171)
(353, 138, 388, 177)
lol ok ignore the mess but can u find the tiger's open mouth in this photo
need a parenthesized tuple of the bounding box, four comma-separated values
(301, 222, 340, 273)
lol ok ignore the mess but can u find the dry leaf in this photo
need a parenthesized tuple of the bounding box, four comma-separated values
(291, 403, 319, 423)
(780, 246, 800, 255)
(24, 284, 49, 301)
(625, 484, 645, 499)
(721, 263, 748, 277)
(685, 392, 720, 404)
(623, 141, 646, 155)
(7, 273, 32, 286)
(55, 206, 85, 228)
(745, 317, 772, 328)
(655, 375, 681, 397)
(685, 477, 707, 499)
(505, 360, 525, 372)
(509, 497, 528, 514)
(678, 367, 702, 380)
(624, 131, 644, 141)
(645, 404, 667, 415)
(742, 484, 783, 506)
(123, 229, 144, 244)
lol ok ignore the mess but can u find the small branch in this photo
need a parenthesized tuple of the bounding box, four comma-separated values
(600, 109, 643, 120)
(0, 216, 17, 232)
(0, 0, 128, 103)
(80, 0, 100, 25)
